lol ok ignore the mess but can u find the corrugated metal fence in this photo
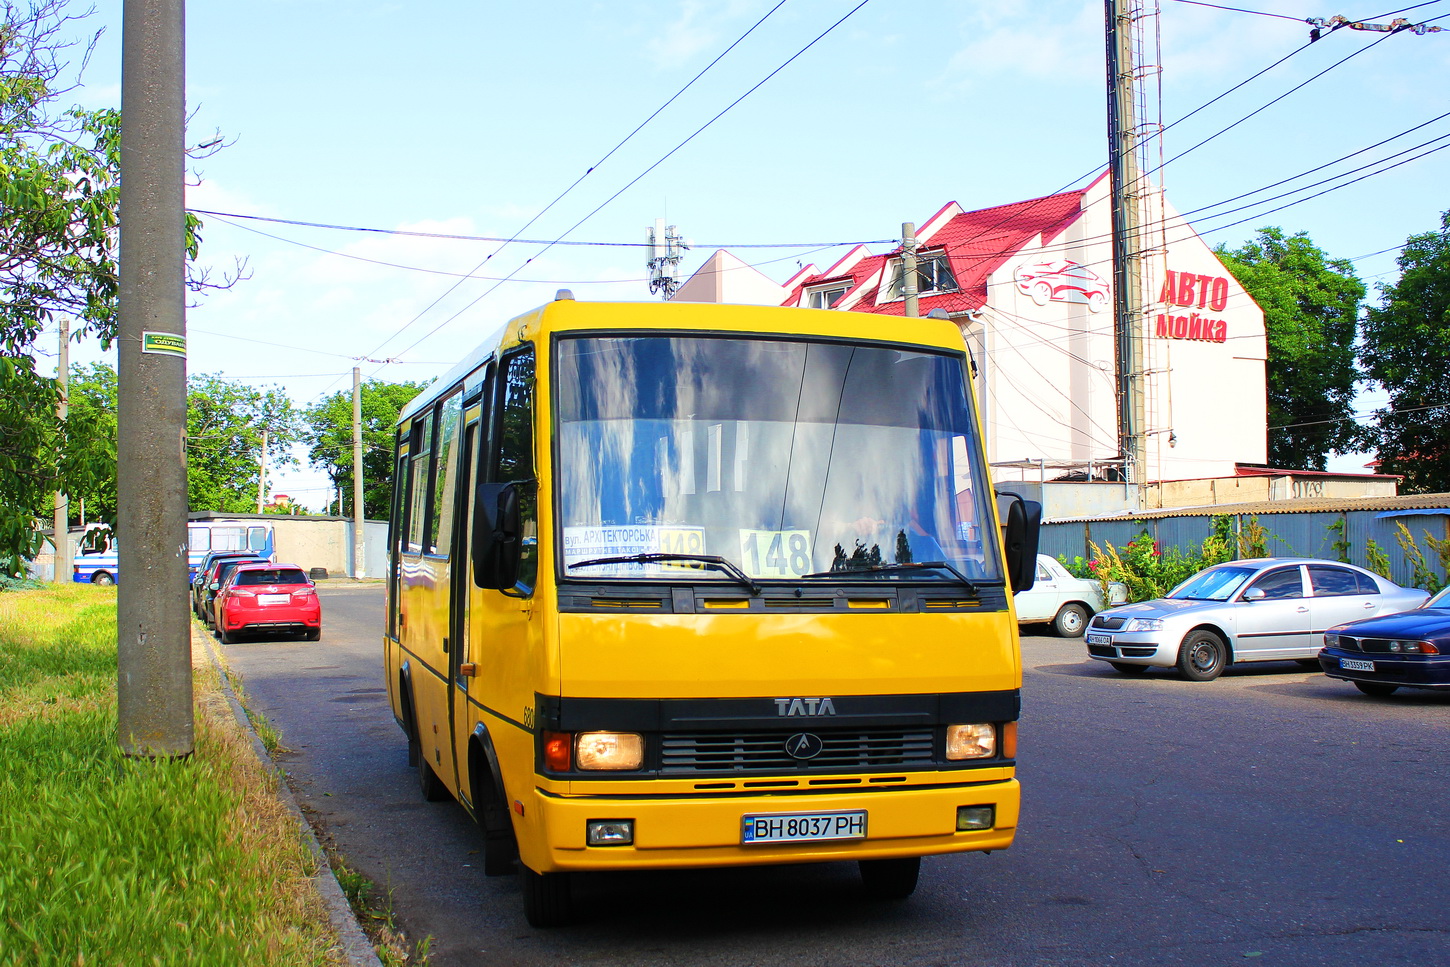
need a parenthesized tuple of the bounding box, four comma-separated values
(1042, 510, 1450, 590)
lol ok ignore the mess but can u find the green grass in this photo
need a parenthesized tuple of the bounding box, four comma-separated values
(0, 585, 340, 967)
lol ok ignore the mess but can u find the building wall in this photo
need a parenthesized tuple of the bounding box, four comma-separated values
(985, 179, 1266, 485)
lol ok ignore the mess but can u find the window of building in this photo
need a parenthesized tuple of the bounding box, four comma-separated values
(880, 253, 958, 302)
(806, 283, 850, 309)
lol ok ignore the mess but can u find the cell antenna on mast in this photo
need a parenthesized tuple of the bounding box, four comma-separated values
(647, 218, 690, 300)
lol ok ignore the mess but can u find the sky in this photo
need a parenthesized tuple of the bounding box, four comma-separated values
(43, 0, 1450, 508)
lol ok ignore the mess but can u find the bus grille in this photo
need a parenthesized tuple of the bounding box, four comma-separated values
(660, 728, 935, 774)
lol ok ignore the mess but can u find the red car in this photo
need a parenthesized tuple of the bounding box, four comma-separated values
(1013, 259, 1110, 312)
(212, 562, 321, 644)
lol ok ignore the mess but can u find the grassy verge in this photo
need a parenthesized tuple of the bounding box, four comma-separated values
(0, 585, 342, 967)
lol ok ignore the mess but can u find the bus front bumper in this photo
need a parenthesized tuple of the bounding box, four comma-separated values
(518, 777, 1019, 873)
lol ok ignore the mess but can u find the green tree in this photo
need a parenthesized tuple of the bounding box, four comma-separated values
(187, 374, 299, 513)
(303, 379, 425, 519)
(59, 362, 119, 525)
(1360, 211, 1450, 494)
(1217, 228, 1365, 470)
(0, 2, 223, 573)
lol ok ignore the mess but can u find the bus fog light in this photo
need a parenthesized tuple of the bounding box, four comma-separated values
(586, 820, 634, 846)
(576, 732, 644, 770)
(957, 805, 995, 831)
(946, 723, 996, 760)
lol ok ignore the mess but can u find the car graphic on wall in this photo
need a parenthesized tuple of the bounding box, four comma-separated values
(1014, 260, 1110, 312)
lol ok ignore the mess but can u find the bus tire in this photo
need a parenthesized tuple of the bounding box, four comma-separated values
(521, 866, 572, 928)
(92, 571, 114, 586)
(859, 856, 921, 900)
(411, 716, 449, 802)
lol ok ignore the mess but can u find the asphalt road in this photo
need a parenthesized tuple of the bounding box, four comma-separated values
(223, 586, 1450, 967)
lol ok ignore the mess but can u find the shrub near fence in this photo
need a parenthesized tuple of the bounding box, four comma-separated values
(1051, 511, 1450, 602)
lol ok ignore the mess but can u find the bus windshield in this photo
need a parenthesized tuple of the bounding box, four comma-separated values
(555, 334, 1000, 583)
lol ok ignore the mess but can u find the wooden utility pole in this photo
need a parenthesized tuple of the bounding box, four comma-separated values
(1105, 0, 1147, 489)
(116, 0, 192, 757)
(352, 367, 366, 579)
(53, 317, 70, 583)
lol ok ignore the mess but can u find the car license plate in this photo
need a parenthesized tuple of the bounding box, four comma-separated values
(1339, 658, 1375, 672)
(1086, 633, 1112, 645)
(258, 593, 290, 605)
(741, 810, 867, 845)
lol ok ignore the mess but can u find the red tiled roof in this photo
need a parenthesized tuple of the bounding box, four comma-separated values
(784, 189, 1089, 316)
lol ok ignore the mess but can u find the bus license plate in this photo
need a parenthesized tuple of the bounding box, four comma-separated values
(1086, 633, 1112, 645)
(742, 810, 867, 845)
(1340, 658, 1375, 672)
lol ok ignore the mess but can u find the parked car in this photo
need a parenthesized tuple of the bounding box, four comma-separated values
(1318, 585, 1450, 697)
(192, 551, 264, 617)
(199, 555, 265, 629)
(212, 562, 321, 644)
(1015, 554, 1126, 637)
(1083, 558, 1430, 681)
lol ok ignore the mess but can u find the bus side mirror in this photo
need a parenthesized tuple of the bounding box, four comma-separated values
(999, 493, 1042, 592)
(473, 482, 522, 590)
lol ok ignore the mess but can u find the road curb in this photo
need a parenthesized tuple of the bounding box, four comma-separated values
(196, 627, 384, 967)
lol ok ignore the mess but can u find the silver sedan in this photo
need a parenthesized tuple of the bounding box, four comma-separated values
(1083, 558, 1430, 681)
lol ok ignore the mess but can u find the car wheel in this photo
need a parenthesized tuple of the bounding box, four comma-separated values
(1109, 661, 1149, 675)
(1030, 281, 1052, 306)
(92, 571, 114, 586)
(217, 624, 237, 645)
(521, 866, 573, 928)
(1087, 291, 1107, 313)
(411, 717, 449, 803)
(1052, 603, 1090, 638)
(304, 628, 321, 642)
(859, 856, 921, 900)
(1176, 630, 1228, 682)
(1353, 681, 1399, 697)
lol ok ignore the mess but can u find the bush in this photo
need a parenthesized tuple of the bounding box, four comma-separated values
(1086, 531, 1234, 603)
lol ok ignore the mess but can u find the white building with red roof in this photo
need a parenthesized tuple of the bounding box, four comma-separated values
(676, 174, 1274, 498)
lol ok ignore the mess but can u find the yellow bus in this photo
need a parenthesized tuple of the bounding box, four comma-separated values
(384, 293, 1040, 927)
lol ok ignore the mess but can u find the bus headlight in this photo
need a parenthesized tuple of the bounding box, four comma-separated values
(575, 732, 644, 770)
(946, 724, 996, 760)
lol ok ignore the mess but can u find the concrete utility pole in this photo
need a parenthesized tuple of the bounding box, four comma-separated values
(352, 367, 366, 579)
(256, 427, 268, 513)
(53, 317, 70, 583)
(902, 222, 920, 318)
(117, 0, 192, 757)
(1105, 0, 1148, 489)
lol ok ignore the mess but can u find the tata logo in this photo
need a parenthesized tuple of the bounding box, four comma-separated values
(774, 697, 836, 717)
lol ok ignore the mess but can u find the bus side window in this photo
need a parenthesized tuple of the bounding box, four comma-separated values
(189, 526, 210, 552)
(496, 349, 536, 593)
(407, 411, 434, 554)
(431, 392, 464, 558)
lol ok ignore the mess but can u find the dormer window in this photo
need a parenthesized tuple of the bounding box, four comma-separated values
(881, 253, 958, 302)
(806, 283, 850, 309)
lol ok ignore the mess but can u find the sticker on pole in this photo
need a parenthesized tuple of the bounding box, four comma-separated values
(141, 332, 186, 357)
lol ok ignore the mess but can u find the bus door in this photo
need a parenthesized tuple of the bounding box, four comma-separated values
(449, 412, 482, 802)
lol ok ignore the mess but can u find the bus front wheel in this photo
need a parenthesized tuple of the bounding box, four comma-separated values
(521, 866, 572, 928)
(859, 856, 921, 900)
(91, 571, 114, 586)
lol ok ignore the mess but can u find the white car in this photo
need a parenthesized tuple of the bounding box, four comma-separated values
(1015, 554, 1126, 637)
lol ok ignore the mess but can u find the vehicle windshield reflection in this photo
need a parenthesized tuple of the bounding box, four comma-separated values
(1168, 566, 1255, 601)
(555, 335, 1001, 585)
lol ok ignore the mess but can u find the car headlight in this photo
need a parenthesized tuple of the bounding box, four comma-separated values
(946, 723, 997, 760)
(1126, 617, 1164, 632)
(575, 732, 644, 770)
(1387, 639, 1438, 655)
(1323, 633, 1339, 648)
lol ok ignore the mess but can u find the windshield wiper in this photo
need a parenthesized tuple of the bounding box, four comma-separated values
(801, 561, 982, 594)
(567, 553, 761, 595)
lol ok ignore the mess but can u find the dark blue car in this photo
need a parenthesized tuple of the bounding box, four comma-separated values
(1319, 586, 1450, 696)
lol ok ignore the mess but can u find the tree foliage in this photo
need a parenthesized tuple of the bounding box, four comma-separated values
(303, 379, 424, 519)
(187, 374, 300, 514)
(1217, 228, 1365, 470)
(0, 2, 222, 573)
(1360, 211, 1450, 494)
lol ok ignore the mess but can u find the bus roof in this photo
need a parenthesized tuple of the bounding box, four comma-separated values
(396, 296, 967, 426)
